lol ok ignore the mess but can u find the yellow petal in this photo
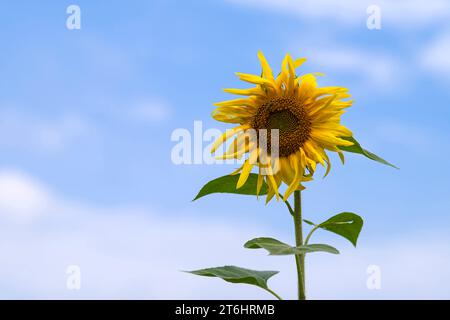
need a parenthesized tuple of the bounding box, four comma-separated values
(311, 123, 353, 137)
(236, 148, 259, 189)
(265, 178, 276, 204)
(283, 152, 303, 201)
(297, 74, 318, 102)
(211, 114, 249, 124)
(213, 98, 257, 108)
(287, 55, 296, 94)
(257, 51, 275, 82)
(256, 167, 264, 197)
(279, 157, 295, 185)
(265, 174, 281, 204)
(237, 160, 253, 189)
(213, 106, 255, 117)
(215, 142, 253, 160)
(265, 159, 281, 201)
(310, 130, 354, 148)
(236, 72, 276, 88)
(307, 94, 336, 117)
(302, 141, 325, 166)
(294, 58, 307, 69)
(275, 54, 291, 92)
(210, 124, 250, 153)
(223, 87, 265, 96)
(338, 151, 345, 165)
(323, 153, 332, 178)
(230, 165, 243, 175)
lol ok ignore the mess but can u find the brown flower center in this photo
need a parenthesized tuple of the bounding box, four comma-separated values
(251, 96, 311, 157)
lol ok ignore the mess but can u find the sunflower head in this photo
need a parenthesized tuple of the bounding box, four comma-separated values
(211, 52, 354, 203)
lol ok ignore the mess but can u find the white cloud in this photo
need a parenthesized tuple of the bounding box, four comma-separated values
(421, 31, 450, 76)
(0, 169, 449, 299)
(0, 170, 52, 223)
(130, 99, 171, 123)
(0, 110, 90, 152)
(230, 1, 426, 91)
(295, 46, 402, 89)
(227, 0, 450, 29)
(228, 0, 364, 25)
(79, 36, 134, 78)
(375, 121, 439, 153)
(307, 237, 450, 299)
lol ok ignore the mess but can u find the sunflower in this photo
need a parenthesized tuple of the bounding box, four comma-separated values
(210, 52, 354, 203)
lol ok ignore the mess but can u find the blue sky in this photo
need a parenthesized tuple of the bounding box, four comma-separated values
(0, 0, 449, 299)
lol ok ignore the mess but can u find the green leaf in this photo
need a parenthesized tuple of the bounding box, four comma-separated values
(302, 244, 340, 254)
(340, 136, 398, 169)
(244, 237, 339, 255)
(244, 237, 296, 255)
(193, 174, 267, 201)
(303, 219, 316, 226)
(315, 212, 364, 247)
(186, 265, 278, 290)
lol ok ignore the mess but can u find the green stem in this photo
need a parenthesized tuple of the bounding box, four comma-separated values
(284, 200, 295, 216)
(304, 225, 319, 245)
(265, 287, 283, 300)
(293, 190, 306, 300)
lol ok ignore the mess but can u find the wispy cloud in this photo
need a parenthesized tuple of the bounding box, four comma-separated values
(129, 98, 172, 123)
(227, 0, 450, 29)
(0, 170, 52, 223)
(0, 110, 91, 152)
(374, 120, 441, 153)
(292, 46, 403, 90)
(420, 31, 450, 77)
